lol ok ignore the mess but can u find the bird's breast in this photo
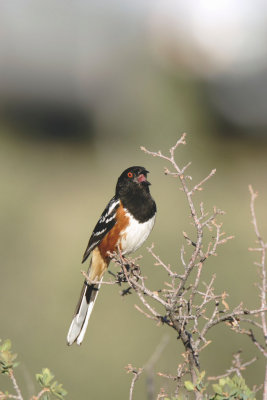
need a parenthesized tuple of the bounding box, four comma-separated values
(119, 212, 156, 255)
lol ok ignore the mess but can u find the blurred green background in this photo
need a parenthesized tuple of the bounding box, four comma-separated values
(1, 1, 267, 399)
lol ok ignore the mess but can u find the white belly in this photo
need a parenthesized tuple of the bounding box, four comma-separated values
(119, 213, 156, 255)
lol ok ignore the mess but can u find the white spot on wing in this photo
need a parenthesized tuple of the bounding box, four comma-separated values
(108, 199, 120, 214)
(105, 214, 116, 223)
(93, 228, 107, 236)
(99, 199, 119, 223)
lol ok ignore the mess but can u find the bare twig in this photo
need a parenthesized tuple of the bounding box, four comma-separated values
(248, 185, 267, 400)
(111, 138, 267, 398)
(141, 135, 231, 390)
(144, 335, 170, 400)
(249, 186, 267, 342)
(125, 336, 170, 400)
(0, 393, 21, 400)
(208, 352, 257, 381)
(125, 365, 143, 400)
(30, 388, 50, 400)
(8, 371, 23, 400)
(81, 270, 117, 285)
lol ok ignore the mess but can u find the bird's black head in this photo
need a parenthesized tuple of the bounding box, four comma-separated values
(115, 166, 156, 222)
(115, 166, 150, 197)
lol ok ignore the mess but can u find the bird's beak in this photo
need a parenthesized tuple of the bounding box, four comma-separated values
(137, 174, 146, 183)
(136, 173, 150, 185)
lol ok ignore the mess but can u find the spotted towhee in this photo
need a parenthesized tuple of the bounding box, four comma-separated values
(67, 166, 156, 345)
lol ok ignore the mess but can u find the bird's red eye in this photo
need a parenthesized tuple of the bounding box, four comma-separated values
(128, 172, 133, 178)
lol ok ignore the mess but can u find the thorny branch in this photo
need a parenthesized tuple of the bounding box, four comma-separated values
(249, 186, 267, 345)
(8, 371, 23, 400)
(0, 370, 49, 400)
(0, 370, 54, 400)
(125, 335, 170, 400)
(208, 351, 257, 381)
(30, 388, 50, 400)
(0, 394, 20, 400)
(248, 185, 267, 400)
(117, 136, 234, 382)
(126, 364, 143, 400)
(81, 135, 267, 398)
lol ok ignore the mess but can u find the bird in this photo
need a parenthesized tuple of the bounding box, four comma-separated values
(67, 166, 156, 345)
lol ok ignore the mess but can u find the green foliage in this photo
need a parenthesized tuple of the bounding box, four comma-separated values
(210, 376, 256, 400)
(184, 370, 208, 395)
(36, 368, 67, 399)
(184, 380, 195, 392)
(0, 338, 67, 400)
(160, 372, 256, 400)
(179, 373, 256, 400)
(0, 339, 19, 375)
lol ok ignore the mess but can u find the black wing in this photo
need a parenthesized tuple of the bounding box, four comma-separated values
(82, 196, 120, 263)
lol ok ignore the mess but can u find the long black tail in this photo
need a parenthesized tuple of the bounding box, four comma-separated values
(67, 274, 102, 346)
